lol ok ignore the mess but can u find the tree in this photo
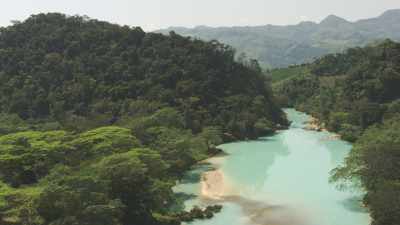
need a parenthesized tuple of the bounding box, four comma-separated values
(0, 131, 71, 186)
(331, 116, 400, 225)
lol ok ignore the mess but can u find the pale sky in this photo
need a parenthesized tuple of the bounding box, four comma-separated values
(1, 0, 400, 31)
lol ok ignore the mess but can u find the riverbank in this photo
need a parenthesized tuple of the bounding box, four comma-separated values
(199, 156, 235, 200)
(303, 115, 343, 141)
(175, 109, 370, 225)
(304, 116, 327, 132)
(201, 169, 225, 199)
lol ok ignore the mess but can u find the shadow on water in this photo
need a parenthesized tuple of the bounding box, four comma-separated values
(177, 109, 370, 225)
(179, 164, 216, 185)
(249, 136, 277, 142)
(169, 192, 198, 212)
(171, 164, 216, 211)
(339, 196, 368, 213)
(202, 195, 308, 225)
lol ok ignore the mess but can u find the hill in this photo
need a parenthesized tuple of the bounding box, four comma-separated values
(0, 13, 287, 225)
(157, 9, 400, 68)
(275, 40, 400, 225)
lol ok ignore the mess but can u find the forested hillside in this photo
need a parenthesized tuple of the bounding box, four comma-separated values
(276, 40, 400, 225)
(157, 9, 400, 68)
(0, 13, 287, 225)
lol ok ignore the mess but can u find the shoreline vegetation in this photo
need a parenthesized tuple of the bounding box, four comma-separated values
(184, 109, 380, 225)
(0, 13, 288, 225)
(0, 10, 397, 225)
(304, 115, 341, 141)
(183, 109, 350, 224)
(304, 116, 327, 132)
(275, 41, 400, 225)
(198, 111, 340, 197)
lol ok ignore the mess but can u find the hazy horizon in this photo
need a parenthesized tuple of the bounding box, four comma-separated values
(1, 0, 400, 31)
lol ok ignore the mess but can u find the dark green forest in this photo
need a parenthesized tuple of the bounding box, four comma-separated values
(275, 40, 400, 225)
(1, 11, 399, 225)
(0, 13, 287, 225)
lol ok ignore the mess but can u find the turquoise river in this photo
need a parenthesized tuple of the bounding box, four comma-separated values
(173, 109, 371, 225)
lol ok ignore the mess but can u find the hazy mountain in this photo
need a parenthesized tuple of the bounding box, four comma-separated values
(156, 9, 400, 68)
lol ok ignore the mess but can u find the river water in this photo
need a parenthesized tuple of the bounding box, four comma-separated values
(173, 109, 371, 225)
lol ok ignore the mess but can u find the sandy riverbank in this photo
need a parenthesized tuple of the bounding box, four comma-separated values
(201, 169, 226, 199)
(199, 156, 237, 200)
(199, 164, 309, 225)
(304, 116, 327, 132)
(304, 116, 342, 141)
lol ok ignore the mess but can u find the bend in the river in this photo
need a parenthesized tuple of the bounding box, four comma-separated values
(174, 109, 371, 225)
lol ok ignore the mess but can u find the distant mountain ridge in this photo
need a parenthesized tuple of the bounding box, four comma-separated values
(156, 9, 400, 68)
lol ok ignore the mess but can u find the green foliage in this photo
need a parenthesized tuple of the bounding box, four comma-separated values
(0, 13, 288, 225)
(123, 108, 185, 143)
(383, 99, 400, 120)
(199, 127, 223, 149)
(327, 112, 349, 131)
(331, 116, 400, 225)
(0, 183, 43, 225)
(254, 118, 274, 136)
(366, 181, 400, 225)
(276, 41, 400, 225)
(169, 205, 223, 222)
(269, 65, 310, 83)
(276, 40, 400, 141)
(0, 13, 286, 137)
(274, 74, 319, 107)
(0, 114, 29, 135)
(144, 126, 204, 173)
(0, 181, 12, 213)
(0, 131, 71, 186)
(69, 126, 140, 161)
(37, 177, 124, 225)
